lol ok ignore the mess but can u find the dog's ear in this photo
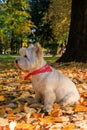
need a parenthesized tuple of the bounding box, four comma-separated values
(35, 43, 43, 58)
(19, 48, 26, 56)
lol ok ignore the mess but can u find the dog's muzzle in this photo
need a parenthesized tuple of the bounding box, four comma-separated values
(15, 59, 21, 70)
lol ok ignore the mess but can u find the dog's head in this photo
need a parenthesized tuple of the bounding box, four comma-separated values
(15, 43, 43, 72)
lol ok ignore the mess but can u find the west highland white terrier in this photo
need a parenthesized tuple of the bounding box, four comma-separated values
(15, 43, 80, 111)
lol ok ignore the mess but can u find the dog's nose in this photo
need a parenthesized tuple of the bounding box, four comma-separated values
(15, 59, 18, 64)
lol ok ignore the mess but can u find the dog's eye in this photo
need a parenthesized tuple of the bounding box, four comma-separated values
(24, 55, 27, 58)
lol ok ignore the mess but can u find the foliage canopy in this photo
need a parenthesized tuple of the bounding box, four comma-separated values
(0, 0, 71, 53)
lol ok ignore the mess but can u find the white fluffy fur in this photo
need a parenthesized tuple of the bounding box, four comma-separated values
(19, 48, 26, 56)
(16, 43, 80, 111)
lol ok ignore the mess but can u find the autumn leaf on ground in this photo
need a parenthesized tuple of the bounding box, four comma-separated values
(0, 59, 87, 130)
(39, 116, 62, 123)
(0, 106, 6, 116)
(74, 104, 87, 112)
(0, 126, 10, 130)
(30, 113, 44, 118)
(81, 100, 87, 106)
(81, 92, 87, 98)
(7, 114, 18, 121)
(63, 123, 75, 130)
(48, 109, 62, 117)
(53, 103, 60, 109)
(0, 95, 5, 101)
(0, 118, 9, 126)
(16, 123, 34, 130)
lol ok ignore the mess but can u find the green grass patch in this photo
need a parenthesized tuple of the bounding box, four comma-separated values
(0, 54, 18, 70)
(0, 54, 59, 62)
(44, 55, 59, 62)
(0, 54, 18, 59)
(0, 54, 18, 63)
(0, 54, 59, 70)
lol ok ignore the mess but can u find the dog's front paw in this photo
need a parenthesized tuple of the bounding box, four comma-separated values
(44, 105, 53, 112)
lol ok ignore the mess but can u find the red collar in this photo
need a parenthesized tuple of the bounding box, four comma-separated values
(24, 64, 52, 80)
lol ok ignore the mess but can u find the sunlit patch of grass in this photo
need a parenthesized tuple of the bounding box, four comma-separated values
(0, 54, 59, 65)
(0, 54, 59, 71)
(44, 55, 59, 63)
(0, 54, 18, 59)
(0, 54, 18, 70)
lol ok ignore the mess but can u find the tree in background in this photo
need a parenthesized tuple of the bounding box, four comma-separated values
(29, 0, 71, 54)
(43, 0, 71, 41)
(42, 0, 71, 54)
(0, 0, 34, 53)
(58, 0, 87, 62)
(29, 0, 51, 46)
(0, 0, 71, 54)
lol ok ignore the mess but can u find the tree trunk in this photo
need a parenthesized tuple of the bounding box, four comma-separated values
(0, 40, 2, 54)
(58, 0, 87, 62)
(10, 31, 15, 54)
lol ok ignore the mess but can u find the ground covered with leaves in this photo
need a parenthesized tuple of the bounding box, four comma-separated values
(0, 55, 87, 130)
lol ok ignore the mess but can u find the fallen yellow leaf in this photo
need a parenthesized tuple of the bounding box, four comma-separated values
(63, 123, 75, 130)
(81, 92, 87, 98)
(39, 116, 53, 123)
(7, 114, 18, 120)
(49, 109, 62, 117)
(16, 123, 34, 130)
(82, 100, 87, 106)
(75, 104, 87, 112)
(53, 103, 60, 109)
(30, 113, 43, 118)
(0, 95, 5, 101)
(39, 116, 62, 123)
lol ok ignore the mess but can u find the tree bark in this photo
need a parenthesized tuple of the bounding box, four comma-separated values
(0, 39, 2, 54)
(58, 0, 87, 62)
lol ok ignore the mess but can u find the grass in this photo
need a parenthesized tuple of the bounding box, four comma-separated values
(0, 54, 59, 63)
(0, 54, 59, 71)
(0, 54, 18, 70)
(44, 55, 59, 62)
(0, 54, 18, 59)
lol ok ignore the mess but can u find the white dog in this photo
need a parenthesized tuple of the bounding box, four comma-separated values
(15, 43, 80, 111)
